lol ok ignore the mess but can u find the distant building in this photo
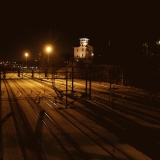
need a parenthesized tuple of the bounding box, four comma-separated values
(74, 38, 94, 63)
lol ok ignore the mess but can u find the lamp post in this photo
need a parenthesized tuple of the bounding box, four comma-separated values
(156, 38, 160, 45)
(25, 53, 28, 67)
(44, 45, 52, 78)
(46, 46, 52, 65)
(156, 38, 160, 56)
(143, 42, 149, 103)
(155, 39, 160, 66)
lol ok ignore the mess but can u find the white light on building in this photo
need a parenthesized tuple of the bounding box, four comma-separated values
(74, 38, 94, 62)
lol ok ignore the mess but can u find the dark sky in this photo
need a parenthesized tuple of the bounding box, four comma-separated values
(0, 1, 160, 67)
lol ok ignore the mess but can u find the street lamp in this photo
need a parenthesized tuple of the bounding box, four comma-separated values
(46, 46, 52, 65)
(156, 38, 160, 46)
(25, 53, 28, 67)
(156, 38, 160, 55)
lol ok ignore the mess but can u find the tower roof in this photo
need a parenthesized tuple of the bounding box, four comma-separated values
(79, 38, 89, 46)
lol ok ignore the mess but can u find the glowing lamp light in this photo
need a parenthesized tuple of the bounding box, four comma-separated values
(156, 39, 160, 45)
(25, 52, 29, 67)
(45, 45, 53, 65)
(46, 46, 52, 53)
(25, 53, 28, 57)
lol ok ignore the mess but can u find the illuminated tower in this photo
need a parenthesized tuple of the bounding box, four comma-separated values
(80, 38, 89, 46)
(74, 38, 94, 63)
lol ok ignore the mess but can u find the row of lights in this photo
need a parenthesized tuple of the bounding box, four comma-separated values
(143, 38, 160, 47)
(24, 45, 53, 66)
(143, 38, 160, 57)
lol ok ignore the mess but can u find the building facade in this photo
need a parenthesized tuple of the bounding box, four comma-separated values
(74, 38, 94, 63)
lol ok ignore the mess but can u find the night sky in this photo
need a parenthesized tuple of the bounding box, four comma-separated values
(0, 1, 160, 67)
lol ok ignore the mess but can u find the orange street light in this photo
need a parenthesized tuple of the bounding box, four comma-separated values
(25, 53, 29, 66)
(45, 45, 52, 65)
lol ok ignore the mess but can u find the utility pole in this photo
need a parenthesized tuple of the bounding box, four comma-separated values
(0, 66, 1, 107)
(109, 68, 113, 106)
(85, 66, 88, 99)
(52, 64, 55, 87)
(0, 65, 2, 159)
(85, 64, 92, 100)
(71, 60, 74, 93)
(89, 65, 92, 100)
(66, 71, 68, 109)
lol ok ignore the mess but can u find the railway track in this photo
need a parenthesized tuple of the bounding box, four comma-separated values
(42, 79, 160, 159)
(1, 78, 159, 159)
(3, 79, 46, 160)
(28, 78, 160, 159)
(8, 79, 88, 160)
